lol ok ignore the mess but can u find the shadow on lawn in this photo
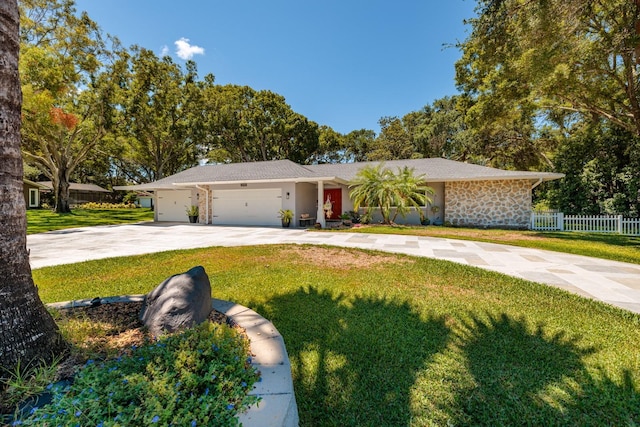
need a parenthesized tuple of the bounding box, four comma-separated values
(451, 313, 640, 425)
(252, 289, 640, 425)
(253, 286, 450, 426)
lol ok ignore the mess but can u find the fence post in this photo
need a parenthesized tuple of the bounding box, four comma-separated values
(617, 215, 623, 234)
(530, 212, 535, 230)
(558, 212, 564, 231)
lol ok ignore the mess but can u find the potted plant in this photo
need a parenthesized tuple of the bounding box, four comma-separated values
(186, 205, 199, 223)
(418, 207, 430, 226)
(347, 211, 361, 224)
(340, 212, 352, 226)
(278, 209, 294, 227)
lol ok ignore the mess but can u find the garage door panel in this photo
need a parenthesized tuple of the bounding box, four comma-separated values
(213, 189, 281, 226)
(157, 190, 193, 222)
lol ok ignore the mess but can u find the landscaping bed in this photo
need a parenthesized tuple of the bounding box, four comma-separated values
(1, 301, 260, 426)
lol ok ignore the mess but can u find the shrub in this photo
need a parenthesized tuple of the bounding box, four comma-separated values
(81, 202, 137, 210)
(18, 322, 260, 426)
(122, 192, 138, 205)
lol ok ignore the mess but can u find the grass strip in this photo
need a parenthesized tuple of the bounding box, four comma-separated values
(27, 208, 154, 235)
(334, 224, 640, 265)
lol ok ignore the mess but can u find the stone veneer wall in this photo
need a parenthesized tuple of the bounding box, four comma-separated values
(196, 188, 210, 223)
(445, 180, 532, 228)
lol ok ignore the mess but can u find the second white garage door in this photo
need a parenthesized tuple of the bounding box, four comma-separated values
(212, 189, 282, 226)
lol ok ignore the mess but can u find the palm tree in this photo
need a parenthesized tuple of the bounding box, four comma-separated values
(350, 163, 391, 223)
(349, 163, 434, 224)
(0, 0, 67, 377)
(392, 166, 435, 223)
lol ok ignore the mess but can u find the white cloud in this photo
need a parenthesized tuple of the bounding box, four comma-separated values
(160, 45, 169, 57)
(174, 38, 205, 60)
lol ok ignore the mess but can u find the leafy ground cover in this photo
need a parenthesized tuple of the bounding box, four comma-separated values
(2, 302, 259, 426)
(32, 244, 640, 426)
(16, 322, 258, 426)
(27, 208, 154, 235)
(337, 224, 640, 265)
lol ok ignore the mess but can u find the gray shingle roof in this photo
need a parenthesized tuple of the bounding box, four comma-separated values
(115, 160, 331, 190)
(307, 158, 564, 182)
(114, 158, 564, 191)
(38, 181, 111, 192)
(173, 159, 326, 183)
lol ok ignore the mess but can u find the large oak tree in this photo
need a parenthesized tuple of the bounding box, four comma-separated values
(109, 47, 204, 182)
(19, 0, 111, 212)
(456, 0, 640, 137)
(202, 84, 319, 164)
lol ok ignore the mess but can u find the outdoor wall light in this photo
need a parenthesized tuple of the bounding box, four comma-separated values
(286, 192, 290, 199)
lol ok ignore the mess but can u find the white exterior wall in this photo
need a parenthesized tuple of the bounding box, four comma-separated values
(295, 182, 318, 225)
(427, 182, 444, 225)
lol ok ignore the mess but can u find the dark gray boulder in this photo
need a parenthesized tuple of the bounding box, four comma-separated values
(140, 265, 212, 336)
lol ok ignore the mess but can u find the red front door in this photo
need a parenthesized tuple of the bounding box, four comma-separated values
(322, 189, 342, 220)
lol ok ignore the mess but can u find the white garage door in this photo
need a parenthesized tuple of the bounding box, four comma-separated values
(213, 189, 282, 226)
(157, 190, 193, 222)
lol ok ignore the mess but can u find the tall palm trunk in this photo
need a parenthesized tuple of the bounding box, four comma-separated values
(0, 0, 67, 376)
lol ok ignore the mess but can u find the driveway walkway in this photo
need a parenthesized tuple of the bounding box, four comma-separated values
(27, 223, 640, 314)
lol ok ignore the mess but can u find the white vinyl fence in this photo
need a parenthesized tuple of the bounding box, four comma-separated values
(531, 212, 640, 236)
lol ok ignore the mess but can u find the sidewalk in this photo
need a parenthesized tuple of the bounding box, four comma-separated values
(27, 223, 640, 314)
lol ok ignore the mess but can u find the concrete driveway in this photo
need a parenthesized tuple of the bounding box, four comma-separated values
(27, 223, 640, 314)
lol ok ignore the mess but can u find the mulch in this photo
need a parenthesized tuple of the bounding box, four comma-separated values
(57, 301, 229, 330)
(52, 301, 232, 379)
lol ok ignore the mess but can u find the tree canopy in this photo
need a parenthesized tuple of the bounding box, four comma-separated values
(452, 0, 640, 214)
(201, 84, 319, 164)
(19, 0, 113, 212)
(456, 0, 640, 136)
(109, 48, 205, 182)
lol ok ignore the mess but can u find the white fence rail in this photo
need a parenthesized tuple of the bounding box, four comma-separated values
(531, 212, 640, 236)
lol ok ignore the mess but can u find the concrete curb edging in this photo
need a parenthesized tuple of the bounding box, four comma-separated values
(47, 296, 299, 427)
(213, 299, 299, 427)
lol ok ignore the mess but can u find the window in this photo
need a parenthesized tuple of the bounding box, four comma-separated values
(29, 188, 39, 208)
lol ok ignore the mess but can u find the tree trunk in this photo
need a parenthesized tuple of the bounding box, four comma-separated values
(636, 0, 640, 64)
(53, 170, 71, 213)
(0, 0, 67, 377)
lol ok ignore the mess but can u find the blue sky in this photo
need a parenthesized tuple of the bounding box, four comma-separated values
(74, 1, 477, 134)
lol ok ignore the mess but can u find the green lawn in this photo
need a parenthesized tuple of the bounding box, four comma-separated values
(339, 224, 640, 265)
(26, 208, 154, 234)
(34, 245, 640, 426)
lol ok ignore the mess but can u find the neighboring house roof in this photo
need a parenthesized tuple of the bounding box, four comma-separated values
(37, 181, 111, 193)
(114, 158, 564, 191)
(23, 179, 49, 189)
